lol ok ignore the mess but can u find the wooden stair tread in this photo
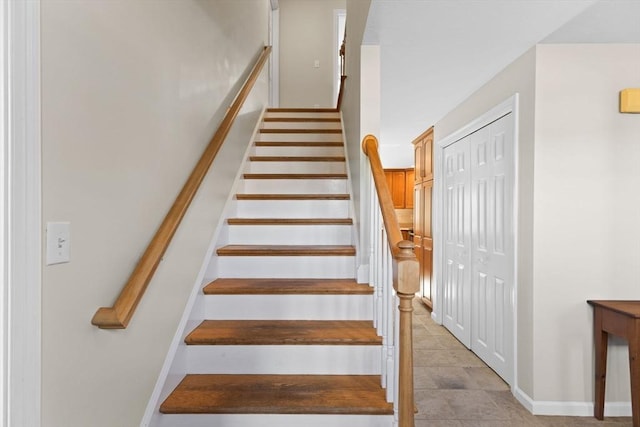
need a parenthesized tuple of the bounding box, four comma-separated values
(227, 218, 353, 225)
(249, 156, 345, 162)
(204, 278, 371, 295)
(255, 141, 343, 147)
(260, 128, 342, 134)
(159, 374, 393, 415)
(243, 173, 347, 179)
(263, 117, 341, 122)
(216, 245, 356, 256)
(235, 193, 350, 200)
(267, 108, 338, 113)
(185, 320, 381, 345)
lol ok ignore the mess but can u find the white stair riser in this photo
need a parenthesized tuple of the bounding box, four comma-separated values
(155, 414, 393, 427)
(256, 133, 343, 142)
(240, 179, 347, 194)
(262, 121, 341, 130)
(203, 294, 372, 320)
(216, 256, 355, 279)
(234, 200, 350, 218)
(264, 111, 340, 119)
(227, 225, 352, 245)
(254, 146, 344, 156)
(247, 161, 345, 174)
(185, 345, 381, 375)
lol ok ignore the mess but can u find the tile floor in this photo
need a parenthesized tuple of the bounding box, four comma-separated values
(412, 300, 633, 427)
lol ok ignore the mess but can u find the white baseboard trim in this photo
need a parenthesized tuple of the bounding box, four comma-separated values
(513, 387, 631, 417)
(357, 263, 369, 284)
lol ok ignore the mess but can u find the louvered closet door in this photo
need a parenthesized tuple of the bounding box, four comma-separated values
(442, 138, 472, 347)
(469, 114, 514, 384)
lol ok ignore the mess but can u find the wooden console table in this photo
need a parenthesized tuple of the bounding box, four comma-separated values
(587, 300, 640, 426)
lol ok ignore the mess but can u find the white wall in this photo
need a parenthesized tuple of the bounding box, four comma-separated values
(435, 47, 538, 397)
(40, 1, 269, 426)
(533, 44, 640, 406)
(435, 43, 640, 415)
(341, 0, 372, 280)
(279, 0, 346, 107)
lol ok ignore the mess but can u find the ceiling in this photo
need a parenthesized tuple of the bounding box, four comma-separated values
(363, 0, 640, 167)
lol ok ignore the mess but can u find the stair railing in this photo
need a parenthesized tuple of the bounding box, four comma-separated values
(362, 135, 418, 427)
(91, 46, 272, 329)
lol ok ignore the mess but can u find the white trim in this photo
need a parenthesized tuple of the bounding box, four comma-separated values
(433, 94, 519, 390)
(3, 1, 42, 426)
(140, 109, 266, 427)
(1, 1, 8, 422)
(514, 387, 631, 417)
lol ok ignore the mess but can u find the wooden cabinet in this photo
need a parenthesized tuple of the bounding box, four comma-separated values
(383, 169, 414, 209)
(404, 170, 414, 208)
(412, 127, 434, 308)
(413, 128, 433, 183)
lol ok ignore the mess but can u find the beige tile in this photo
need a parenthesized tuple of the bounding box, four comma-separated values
(414, 367, 479, 390)
(415, 420, 463, 427)
(415, 389, 511, 421)
(536, 415, 633, 426)
(460, 420, 544, 427)
(413, 329, 447, 350)
(464, 367, 509, 390)
(414, 349, 487, 368)
(434, 334, 467, 350)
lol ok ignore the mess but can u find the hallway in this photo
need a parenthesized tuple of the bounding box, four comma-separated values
(412, 301, 633, 427)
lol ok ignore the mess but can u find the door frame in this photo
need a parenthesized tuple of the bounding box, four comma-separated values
(1, 0, 42, 425)
(432, 94, 519, 390)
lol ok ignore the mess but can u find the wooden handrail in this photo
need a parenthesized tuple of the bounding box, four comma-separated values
(92, 46, 272, 329)
(362, 134, 419, 427)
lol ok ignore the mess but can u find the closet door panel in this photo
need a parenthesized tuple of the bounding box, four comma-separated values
(442, 137, 471, 347)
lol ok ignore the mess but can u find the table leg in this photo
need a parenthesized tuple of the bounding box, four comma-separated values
(629, 321, 640, 427)
(594, 308, 607, 420)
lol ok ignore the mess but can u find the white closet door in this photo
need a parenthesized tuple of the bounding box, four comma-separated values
(442, 137, 472, 347)
(469, 114, 514, 384)
(441, 112, 515, 385)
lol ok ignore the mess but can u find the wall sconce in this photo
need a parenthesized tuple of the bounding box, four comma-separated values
(620, 88, 640, 113)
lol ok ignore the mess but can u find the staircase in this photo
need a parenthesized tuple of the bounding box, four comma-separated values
(151, 108, 394, 427)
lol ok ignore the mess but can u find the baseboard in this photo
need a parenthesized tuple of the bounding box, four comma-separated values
(513, 387, 632, 417)
(357, 263, 369, 284)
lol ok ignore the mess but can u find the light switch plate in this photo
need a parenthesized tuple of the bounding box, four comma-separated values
(46, 221, 70, 265)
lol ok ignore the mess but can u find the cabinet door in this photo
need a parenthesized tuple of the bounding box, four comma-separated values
(422, 237, 433, 302)
(391, 171, 406, 208)
(424, 132, 433, 180)
(422, 180, 433, 238)
(414, 140, 425, 182)
(413, 184, 423, 238)
(405, 169, 415, 208)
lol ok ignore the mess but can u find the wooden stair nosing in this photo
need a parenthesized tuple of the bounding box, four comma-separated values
(235, 194, 350, 200)
(185, 320, 381, 346)
(227, 218, 353, 225)
(243, 173, 347, 180)
(263, 117, 341, 123)
(159, 374, 393, 415)
(203, 278, 371, 295)
(260, 129, 342, 134)
(255, 141, 344, 147)
(216, 244, 356, 256)
(267, 107, 338, 113)
(249, 156, 345, 162)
